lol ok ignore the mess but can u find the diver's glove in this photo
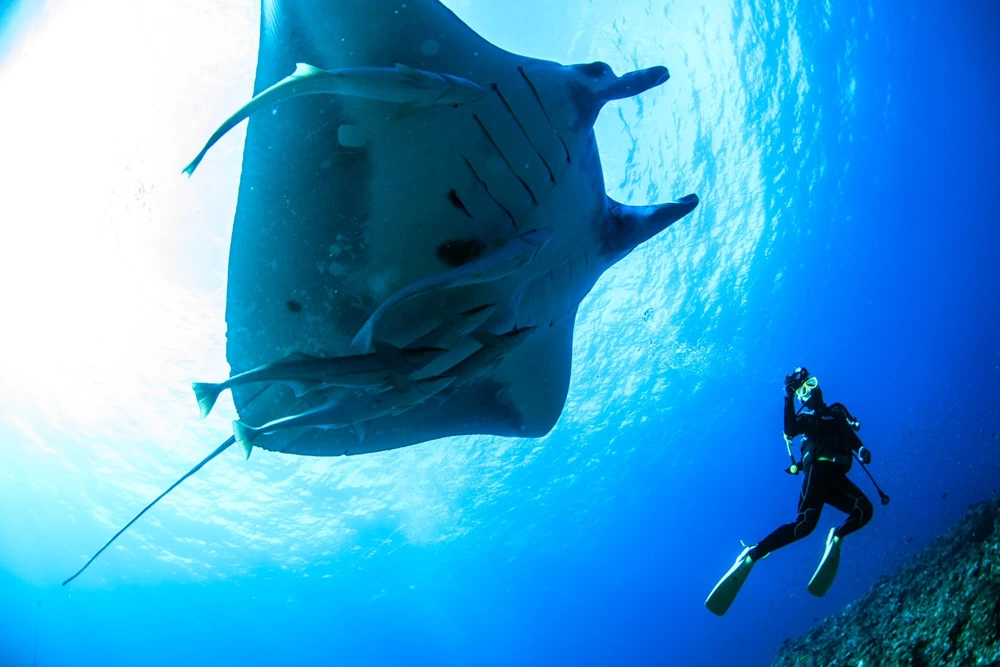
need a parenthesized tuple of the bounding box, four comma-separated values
(784, 367, 809, 397)
(858, 446, 872, 465)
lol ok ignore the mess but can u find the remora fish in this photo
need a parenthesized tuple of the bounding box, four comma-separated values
(351, 228, 554, 354)
(439, 327, 538, 386)
(406, 303, 499, 348)
(183, 62, 486, 175)
(192, 342, 447, 419)
(231, 376, 455, 457)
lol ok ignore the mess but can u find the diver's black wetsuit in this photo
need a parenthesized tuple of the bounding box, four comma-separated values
(751, 396, 874, 560)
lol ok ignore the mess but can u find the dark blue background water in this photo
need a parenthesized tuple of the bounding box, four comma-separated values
(1, 0, 998, 665)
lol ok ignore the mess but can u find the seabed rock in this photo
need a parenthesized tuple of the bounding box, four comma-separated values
(773, 494, 1000, 667)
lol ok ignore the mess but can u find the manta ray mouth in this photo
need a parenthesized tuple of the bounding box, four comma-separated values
(602, 66, 671, 101)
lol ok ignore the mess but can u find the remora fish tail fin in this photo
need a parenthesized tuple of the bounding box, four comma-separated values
(232, 421, 257, 459)
(191, 382, 223, 419)
(62, 436, 237, 586)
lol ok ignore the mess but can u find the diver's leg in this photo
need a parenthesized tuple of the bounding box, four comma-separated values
(824, 474, 874, 538)
(749, 464, 824, 560)
(705, 464, 824, 615)
(807, 469, 871, 597)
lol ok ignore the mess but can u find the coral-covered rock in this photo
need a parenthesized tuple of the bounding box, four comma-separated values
(773, 495, 1000, 667)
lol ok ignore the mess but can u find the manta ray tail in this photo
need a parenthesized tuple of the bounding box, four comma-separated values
(62, 436, 237, 586)
(192, 382, 223, 419)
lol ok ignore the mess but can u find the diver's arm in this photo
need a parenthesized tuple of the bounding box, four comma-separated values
(835, 403, 872, 462)
(848, 429, 866, 454)
(781, 394, 803, 474)
(852, 434, 872, 464)
(783, 393, 802, 437)
(848, 426, 873, 462)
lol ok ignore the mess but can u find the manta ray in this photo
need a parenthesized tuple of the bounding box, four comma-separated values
(63, 0, 698, 585)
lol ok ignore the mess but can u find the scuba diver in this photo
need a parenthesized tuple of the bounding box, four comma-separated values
(705, 367, 876, 616)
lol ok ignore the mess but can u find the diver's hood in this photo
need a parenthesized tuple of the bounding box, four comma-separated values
(802, 386, 825, 409)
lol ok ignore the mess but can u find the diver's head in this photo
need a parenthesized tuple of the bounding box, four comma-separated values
(795, 376, 824, 409)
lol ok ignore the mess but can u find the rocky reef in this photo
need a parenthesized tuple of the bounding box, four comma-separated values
(773, 494, 1000, 667)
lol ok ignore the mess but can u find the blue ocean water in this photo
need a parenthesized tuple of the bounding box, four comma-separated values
(0, 0, 998, 665)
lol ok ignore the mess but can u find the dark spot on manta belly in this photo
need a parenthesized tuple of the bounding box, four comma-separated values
(286, 299, 303, 313)
(436, 238, 486, 267)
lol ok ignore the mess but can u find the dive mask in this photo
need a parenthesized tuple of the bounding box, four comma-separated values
(795, 376, 819, 401)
